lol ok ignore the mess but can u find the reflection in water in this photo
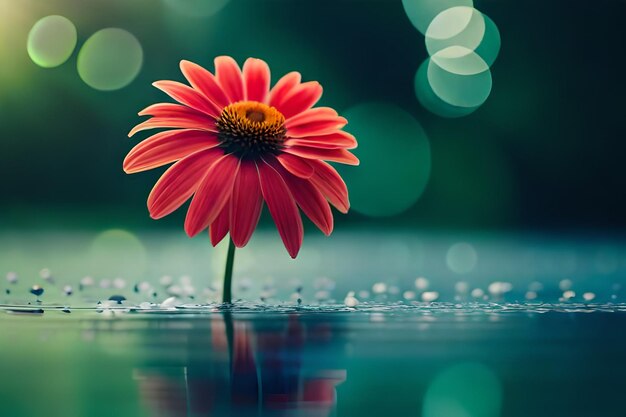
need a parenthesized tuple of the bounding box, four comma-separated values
(134, 314, 346, 417)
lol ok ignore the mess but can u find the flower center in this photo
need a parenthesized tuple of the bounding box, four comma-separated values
(216, 101, 287, 159)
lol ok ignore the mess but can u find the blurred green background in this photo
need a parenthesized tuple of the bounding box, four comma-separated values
(2, 0, 625, 233)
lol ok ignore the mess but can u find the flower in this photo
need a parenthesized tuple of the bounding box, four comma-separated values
(124, 56, 358, 258)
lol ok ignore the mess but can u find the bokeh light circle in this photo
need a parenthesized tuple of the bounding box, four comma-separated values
(446, 242, 478, 274)
(425, 7, 485, 57)
(89, 229, 147, 279)
(27, 15, 77, 68)
(402, 0, 473, 34)
(430, 46, 490, 76)
(415, 59, 480, 118)
(77, 28, 143, 91)
(427, 55, 492, 108)
(338, 102, 431, 217)
(163, 0, 230, 17)
(474, 13, 501, 68)
(423, 362, 502, 417)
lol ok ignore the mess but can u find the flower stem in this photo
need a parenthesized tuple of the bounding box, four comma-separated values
(222, 239, 236, 304)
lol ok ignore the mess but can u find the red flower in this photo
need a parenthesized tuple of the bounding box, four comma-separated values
(124, 57, 358, 258)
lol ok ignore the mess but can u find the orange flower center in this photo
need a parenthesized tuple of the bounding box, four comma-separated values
(216, 101, 287, 159)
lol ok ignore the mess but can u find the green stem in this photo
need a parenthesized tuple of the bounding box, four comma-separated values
(222, 239, 236, 304)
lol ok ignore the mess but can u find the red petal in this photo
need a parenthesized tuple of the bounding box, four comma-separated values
(124, 129, 220, 173)
(209, 203, 230, 246)
(258, 160, 303, 258)
(128, 115, 217, 137)
(269, 72, 301, 107)
(180, 60, 230, 109)
(276, 153, 314, 178)
(268, 157, 333, 236)
(229, 160, 263, 247)
(242, 58, 271, 103)
(153, 81, 221, 117)
(286, 116, 348, 138)
(284, 147, 359, 166)
(285, 107, 337, 127)
(184, 154, 240, 237)
(148, 148, 223, 219)
(214, 56, 244, 103)
(307, 160, 350, 213)
(285, 131, 357, 150)
(274, 81, 323, 119)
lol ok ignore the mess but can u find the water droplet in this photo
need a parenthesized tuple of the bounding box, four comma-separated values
(30, 285, 44, 297)
(108, 295, 126, 304)
(63, 285, 73, 296)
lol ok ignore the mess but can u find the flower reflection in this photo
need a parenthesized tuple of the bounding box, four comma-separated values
(134, 314, 346, 416)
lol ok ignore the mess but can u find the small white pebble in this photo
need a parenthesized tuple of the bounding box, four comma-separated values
(528, 281, 544, 292)
(358, 290, 370, 299)
(63, 285, 73, 295)
(179, 275, 192, 285)
(99, 279, 111, 289)
(415, 277, 429, 291)
(421, 291, 439, 302)
(403, 290, 416, 300)
(583, 292, 596, 302)
(138, 281, 151, 292)
(388, 285, 400, 295)
(6, 272, 18, 284)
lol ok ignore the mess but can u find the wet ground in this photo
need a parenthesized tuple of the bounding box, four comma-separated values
(1, 304, 625, 417)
